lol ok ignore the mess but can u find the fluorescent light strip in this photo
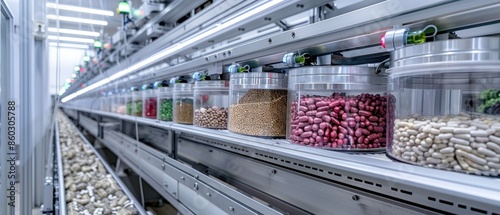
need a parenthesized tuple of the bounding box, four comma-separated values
(49, 42, 90, 49)
(48, 35, 94, 43)
(48, 27, 100, 37)
(62, 0, 284, 102)
(47, 14, 108, 26)
(47, 3, 114, 16)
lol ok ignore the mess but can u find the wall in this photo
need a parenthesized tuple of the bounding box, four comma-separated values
(48, 46, 85, 94)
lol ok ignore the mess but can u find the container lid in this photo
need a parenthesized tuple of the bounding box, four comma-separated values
(289, 66, 385, 91)
(388, 37, 500, 76)
(173, 83, 193, 92)
(387, 37, 500, 89)
(158, 86, 173, 93)
(194, 80, 229, 89)
(230, 72, 286, 90)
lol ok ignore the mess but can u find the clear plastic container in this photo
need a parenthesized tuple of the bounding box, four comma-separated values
(131, 91, 143, 116)
(111, 91, 119, 113)
(173, 83, 194, 124)
(116, 89, 128, 114)
(193, 80, 229, 129)
(143, 88, 157, 119)
(386, 37, 500, 175)
(125, 90, 134, 115)
(157, 87, 174, 121)
(287, 66, 387, 150)
(228, 72, 287, 137)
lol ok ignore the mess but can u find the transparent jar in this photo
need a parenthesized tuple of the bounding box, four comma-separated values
(143, 88, 157, 119)
(193, 80, 229, 129)
(131, 91, 143, 116)
(387, 37, 500, 175)
(228, 73, 287, 137)
(287, 66, 387, 150)
(157, 87, 174, 121)
(125, 91, 134, 115)
(116, 89, 128, 114)
(173, 83, 194, 124)
(111, 91, 119, 113)
(106, 91, 113, 112)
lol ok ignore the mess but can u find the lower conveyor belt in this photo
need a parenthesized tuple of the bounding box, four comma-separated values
(56, 111, 147, 215)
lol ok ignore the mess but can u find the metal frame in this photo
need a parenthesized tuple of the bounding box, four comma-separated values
(63, 107, 500, 215)
(54, 118, 66, 215)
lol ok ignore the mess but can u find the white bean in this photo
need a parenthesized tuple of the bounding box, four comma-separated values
(485, 157, 500, 163)
(450, 137, 469, 145)
(475, 137, 490, 143)
(439, 127, 455, 133)
(467, 153, 488, 165)
(439, 147, 454, 154)
(426, 157, 441, 164)
(454, 134, 471, 140)
(477, 147, 497, 157)
(472, 143, 487, 149)
(487, 162, 500, 169)
(453, 128, 470, 134)
(486, 142, 500, 153)
(471, 122, 489, 130)
(455, 144, 472, 152)
(470, 130, 488, 137)
(489, 135, 500, 144)
(431, 152, 445, 159)
(437, 133, 453, 139)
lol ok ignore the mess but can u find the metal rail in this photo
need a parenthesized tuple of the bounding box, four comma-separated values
(55, 116, 66, 214)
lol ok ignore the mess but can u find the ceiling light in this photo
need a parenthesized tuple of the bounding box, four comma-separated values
(49, 42, 90, 49)
(46, 3, 114, 16)
(61, 0, 285, 102)
(48, 35, 94, 43)
(47, 27, 100, 37)
(47, 14, 108, 26)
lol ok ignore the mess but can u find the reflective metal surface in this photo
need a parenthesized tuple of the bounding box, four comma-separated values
(230, 72, 287, 90)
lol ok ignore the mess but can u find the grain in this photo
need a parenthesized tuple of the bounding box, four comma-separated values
(228, 89, 287, 137)
(174, 99, 193, 124)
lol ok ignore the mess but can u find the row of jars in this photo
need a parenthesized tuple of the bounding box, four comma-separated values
(68, 37, 500, 175)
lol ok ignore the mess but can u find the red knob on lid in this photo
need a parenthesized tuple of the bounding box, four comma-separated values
(380, 33, 386, 48)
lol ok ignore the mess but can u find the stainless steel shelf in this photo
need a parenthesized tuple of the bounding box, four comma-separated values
(62, 106, 500, 215)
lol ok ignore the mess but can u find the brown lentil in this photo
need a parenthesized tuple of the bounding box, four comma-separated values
(194, 106, 228, 129)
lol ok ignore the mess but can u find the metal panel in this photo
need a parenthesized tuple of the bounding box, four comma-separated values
(177, 138, 437, 215)
(54, 120, 66, 214)
(79, 115, 98, 137)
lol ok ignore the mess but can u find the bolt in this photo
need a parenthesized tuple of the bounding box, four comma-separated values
(205, 57, 209, 62)
(181, 176, 185, 180)
(222, 52, 226, 57)
(194, 183, 199, 190)
(229, 207, 234, 211)
(195, 175, 199, 179)
(352, 195, 360, 201)
(163, 183, 168, 187)
(268, 38, 272, 44)
(296, 4, 304, 8)
(206, 193, 211, 197)
(214, 55, 218, 59)
(161, 164, 165, 170)
(208, 40, 214, 43)
(228, 51, 232, 56)
(291, 32, 295, 38)
(264, 17, 271, 21)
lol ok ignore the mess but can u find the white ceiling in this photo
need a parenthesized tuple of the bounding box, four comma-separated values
(46, 0, 143, 39)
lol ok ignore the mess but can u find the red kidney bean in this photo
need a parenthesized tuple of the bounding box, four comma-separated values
(370, 122, 378, 126)
(358, 136, 365, 144)
(350, 100, 357, 107)
(339, 110, 345, 116)
(330, 112, 338, 118)
(350, 107, 358, 113)
(316, 101, 328, 107)
(304, 125, 312, 132)
(303, 138, 310, 144)
(298, 116, 308, 122)
(306, 110, 317, 116)
(297, 128, 304, 135)
(343, 138, 348, 145)
(298, 122, 308, 128)
(291, 125, 297, 130)
(331, 118, 340, 125)
(308, 105, 316, 110)
(299, 106, 308, 112)
(367, 125, 373, 131)
(368, 116, 379, 122)
(339, 127, 347, 134)
(313, 118, 322, 124)
(360, 122, 366, 128)
(329, 100, 340, 108)
(316, 136, 322, 143)
(312, 133, 317, 139)
(315, 111, 327, 117)
(340, 100, 345, 106)
(308, 117, 314, 124)
(322, 115, 331, 123)
(312, 124, 319, 131)
(347, 127, 354, 136)
(330, 131, 337, 138)
(359, 110, 372, 117)
(367, 133, 378, 141)
(307, 98, 315, 105)
(323, 137, 329, 142)
(355, 129, 362, 137)
(333, 107, 340, 113)
(317, 106, 329, 112)
(298, 111, 305, 116)
(348, 121, 357, 128)
(340, 121, 348, 128)
(301, 131, 312, 138)
(318, 129, 324, 136)
(374, 126, 384, 132)
(344, 102, 351, 112)
(354, 116, 360, 122)
(378, 137, 386, 143)
(337, 139, 343, 145)
(361, 128, 370, 135)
